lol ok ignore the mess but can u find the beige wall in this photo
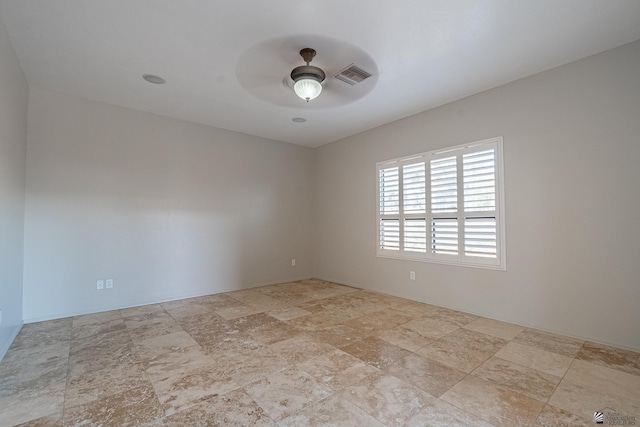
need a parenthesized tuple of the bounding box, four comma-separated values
(23, 88, 315, 321)
(0, 16, 28, 356)
(314, 40, 640, 351)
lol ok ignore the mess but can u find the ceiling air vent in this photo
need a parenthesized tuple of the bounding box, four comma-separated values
(334, 64, 372, 85)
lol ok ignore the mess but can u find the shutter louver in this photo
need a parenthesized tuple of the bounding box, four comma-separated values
(380, 219, 400, 250)
(463, 149, 495, 212)
(403, 162, 426, 213)
(404, 218, 427, 252)
(464, 217, 497, 258)
(431, 218, 458, 255)
(379, 167, 399, 214)
(431, 157, 457, 213)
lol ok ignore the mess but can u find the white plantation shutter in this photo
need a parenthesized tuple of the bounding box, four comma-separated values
(379, 167, 399, 214)
(464, 217, 497, 258)
(463, 150, 496, 212)
(463, 148, 498, 259)
(430, 157, 457, 213)
(379, 219, 400, 250)
(403, 163, 426, 213)
(377, 137, 505, 270)
(404, 218, 427, 252)
(379, 166, 400, 250)
(431, 218, 458, 255)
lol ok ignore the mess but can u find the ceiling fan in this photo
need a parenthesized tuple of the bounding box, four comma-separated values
(235, 35, 378, 109)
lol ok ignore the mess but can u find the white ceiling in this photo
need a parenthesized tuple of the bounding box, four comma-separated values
(2, 1, 640, 147)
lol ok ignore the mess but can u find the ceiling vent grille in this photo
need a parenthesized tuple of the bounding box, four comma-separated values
(334, 64, 372, 85)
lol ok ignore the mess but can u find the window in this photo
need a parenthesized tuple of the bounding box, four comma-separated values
(376, 137, 506, 270)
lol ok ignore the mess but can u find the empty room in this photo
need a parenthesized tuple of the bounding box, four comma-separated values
(1, 1, 639, 426)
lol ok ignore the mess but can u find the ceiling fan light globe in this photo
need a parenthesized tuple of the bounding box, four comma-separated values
(294, 78, 322, 102)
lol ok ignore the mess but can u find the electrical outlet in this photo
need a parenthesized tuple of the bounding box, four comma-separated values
(106, 279, 113, 289)
(410, 271, 416, 280)
(97, 280, 104, 290)
(291, 259, 296, 267)
(0, 309, 3, 325)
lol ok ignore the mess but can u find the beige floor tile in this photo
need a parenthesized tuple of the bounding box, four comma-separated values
(2, 280, 639, 427)
(494, 341, 574, 377)
(7, 319, 72, 352)
(215, 304, 266, 320)
(70, 318, 127, 343)
(405, 398, 496, 427)
(344, 308, 414, 334)
(255, 286, 317, 306)
(548, 378, 640, 422)
(441, 375, 545, 426)
(343, 372, 435, 426)
(227, 312, 282, 331)
(133, 330, 199, 362)
(243, 367, 333, 421)
(120, 303, 166, 318)
(286, 311, 356, 331)
(161, 294, 240, 319)
(352, 290, 409, 307)
(403, 317, 460, 339)
(201, 331, 265, 359)
(226, 289, 287, 310)
(304, 286, 359, 300)
(472, 356, 561, 402)
(279, 393, 385, 427)
(392, 300, 437, 317)
(374, 325, 434, 352)
(297, 294, 385, 316)
(576, 341, 640, 376)
(148, 351, 240, 415)
(214, 346, 289, 386)
(463, 317, 525, 340)
(422, 306, 479, 327)
(513, 328, 584, 358)
(308, 324, 370, 348)
(67, 339, 139, 380)
(0, 383, 65, 427)
(535, 404, 591, 427)
(126, 318, 184, 343)
(64, 362, 149, 408)
(172, 312, 228, 337)
(0, 345, 68, 391)
(563, 359, 640, 402)
(69, 328, 132, 356)
(387, 353, 467, 397)
(299, 348, 381, 391)
(247, 320, 300, 345)
(266, 334, 335, 365)
(159, 389, 276, 426)
(341, 336, 411, 370)
(63, 384, 162, 426)
(416, 328, 506, 373)
(13, 414, 63, 427)
(267, 307, 311, 321)
(71, 310, 122, 328)
(122, 305, 174, 330)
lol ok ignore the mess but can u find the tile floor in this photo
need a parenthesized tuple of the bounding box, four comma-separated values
(1, 279, 639, 426)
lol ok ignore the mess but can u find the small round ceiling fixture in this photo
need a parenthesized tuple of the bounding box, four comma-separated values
(290, 48, 325, 102)
(291, 117, 306, 123)
(142, 74, 166, 84)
